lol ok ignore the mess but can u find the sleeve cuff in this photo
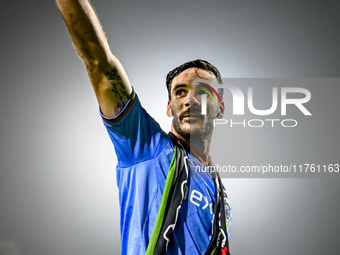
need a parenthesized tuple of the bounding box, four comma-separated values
(100, 89, 137, 124)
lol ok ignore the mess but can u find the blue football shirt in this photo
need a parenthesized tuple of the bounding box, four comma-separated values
(101, 91, 232, 255)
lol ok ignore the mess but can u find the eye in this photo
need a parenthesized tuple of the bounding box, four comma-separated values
(198, 89, 207, 95)
(176, 89, 186, 97)
(198, 87, 212, 96)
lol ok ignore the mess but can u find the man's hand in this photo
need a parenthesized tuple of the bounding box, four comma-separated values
(56, 0, 132, 118)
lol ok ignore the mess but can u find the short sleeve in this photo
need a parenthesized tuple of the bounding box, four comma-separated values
(101, 91, 170, 168)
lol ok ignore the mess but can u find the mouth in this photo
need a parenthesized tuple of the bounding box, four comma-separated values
(181, 112, 204, 121)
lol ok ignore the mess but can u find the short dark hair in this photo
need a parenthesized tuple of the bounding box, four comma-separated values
(166, 59, 223, 101)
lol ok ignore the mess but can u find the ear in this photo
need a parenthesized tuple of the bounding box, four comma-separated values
(217, 101, 225, 118)
(167, 100, 172, 117)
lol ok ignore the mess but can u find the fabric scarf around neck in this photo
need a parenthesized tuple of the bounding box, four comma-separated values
(146, 133, 230, 255)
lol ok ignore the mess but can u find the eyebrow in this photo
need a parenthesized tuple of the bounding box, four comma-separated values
(172, 84, 188, 92)
(197, 82, 223, 105)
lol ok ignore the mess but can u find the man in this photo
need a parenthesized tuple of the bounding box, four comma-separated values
(56, 0, 232, 254)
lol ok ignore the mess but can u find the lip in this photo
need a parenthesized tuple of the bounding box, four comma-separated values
(182, 114, 203, 120)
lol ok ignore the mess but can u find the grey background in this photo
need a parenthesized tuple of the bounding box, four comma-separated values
(0, 0, 339, 254)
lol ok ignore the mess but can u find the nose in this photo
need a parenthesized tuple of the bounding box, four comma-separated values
(184, 90, 200, 107)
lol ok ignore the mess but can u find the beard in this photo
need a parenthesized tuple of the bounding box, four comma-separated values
(172, 109, 215, 141)
(172, 114, 190, 139)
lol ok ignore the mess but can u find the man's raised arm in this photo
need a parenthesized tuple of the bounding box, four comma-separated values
(56, 0, 132, 118)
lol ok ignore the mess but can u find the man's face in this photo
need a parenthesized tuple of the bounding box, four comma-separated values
(167, 67, 224, 139)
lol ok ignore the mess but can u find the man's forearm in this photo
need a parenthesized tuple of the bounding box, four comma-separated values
(56, 0, 132, 118)
(56, 0, 111, 65)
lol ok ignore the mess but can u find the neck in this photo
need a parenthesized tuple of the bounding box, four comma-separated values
(171, 126, 212, 162)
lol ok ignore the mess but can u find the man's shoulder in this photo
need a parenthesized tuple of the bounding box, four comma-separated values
(101, 91, 174, 166)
